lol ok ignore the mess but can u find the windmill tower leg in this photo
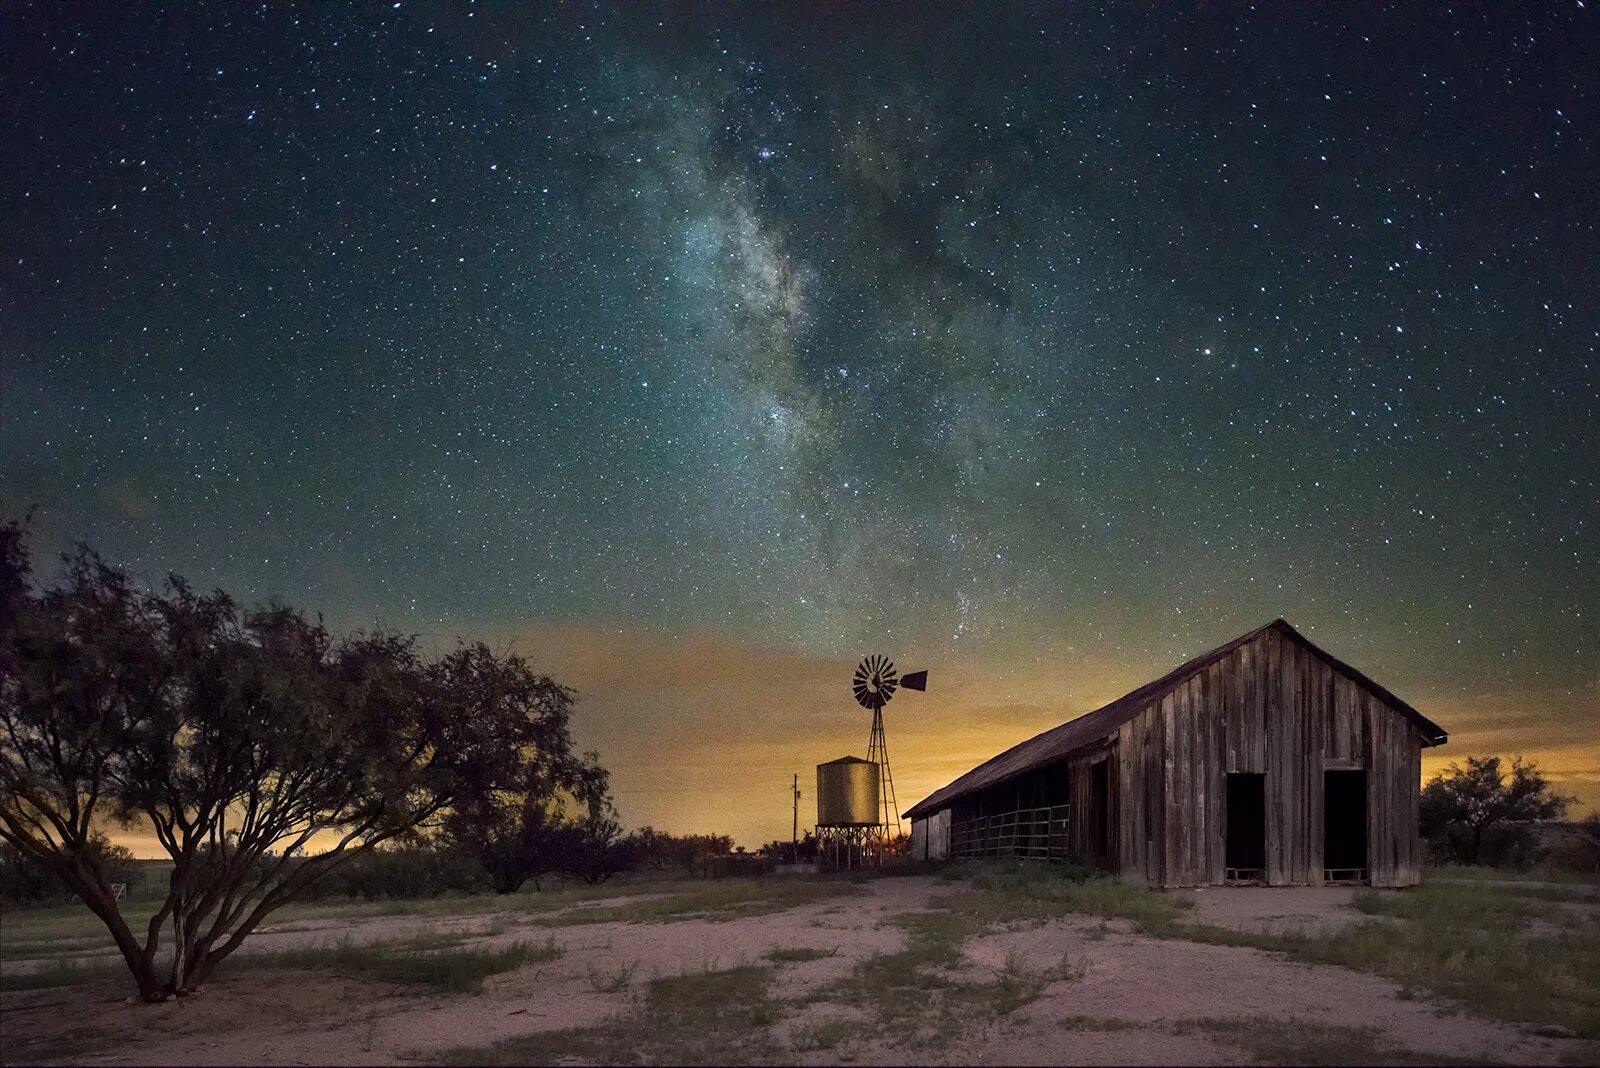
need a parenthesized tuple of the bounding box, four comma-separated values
(866, 708, 901, 850)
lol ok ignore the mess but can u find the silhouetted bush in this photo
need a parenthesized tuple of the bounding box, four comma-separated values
(633, 828, 734, 874)
(0, 838, 142, 909)
(296, 845, 488, 901)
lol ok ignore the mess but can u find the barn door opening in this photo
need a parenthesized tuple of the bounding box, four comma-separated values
(1323, 770, 1368, 883)
(1090, 760, 1110, 866)
(1225, 773, 1266, 882)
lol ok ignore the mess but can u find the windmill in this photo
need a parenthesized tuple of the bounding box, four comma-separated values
(850, 655, 928, 840)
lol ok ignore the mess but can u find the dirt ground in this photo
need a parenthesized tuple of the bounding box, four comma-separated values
(3, 876, 1596, 1066)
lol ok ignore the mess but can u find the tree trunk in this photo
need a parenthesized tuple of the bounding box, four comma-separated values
(168, 900, 189, 996)
(64, 868, 167, 1002)
(1471, 823, 1486, 865)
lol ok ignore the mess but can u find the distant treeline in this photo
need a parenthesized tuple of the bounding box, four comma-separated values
(0, 828, 741, 910)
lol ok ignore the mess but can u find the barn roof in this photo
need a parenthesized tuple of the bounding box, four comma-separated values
(903, 619, 1447, 820)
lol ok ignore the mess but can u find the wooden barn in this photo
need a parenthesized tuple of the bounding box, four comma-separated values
(904, 619, 1447, 887)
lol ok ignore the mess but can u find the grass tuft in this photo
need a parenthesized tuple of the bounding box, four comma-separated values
(586, 961, 638, 992)
(1059, 1014, 1138, 1032)
(765, 945, 839, 963)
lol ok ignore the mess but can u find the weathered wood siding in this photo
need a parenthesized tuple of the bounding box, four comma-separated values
(911, 811, 951, 862)
(1112, 626, 1427, 887)
(926, 809, 950, 861)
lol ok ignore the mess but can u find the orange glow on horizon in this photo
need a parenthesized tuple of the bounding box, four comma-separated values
(110, 623, 1598, 858)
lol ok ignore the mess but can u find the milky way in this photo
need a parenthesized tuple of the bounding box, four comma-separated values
(3, 4, 1596, 737)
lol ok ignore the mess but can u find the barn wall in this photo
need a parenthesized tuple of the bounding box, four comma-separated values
(1113, 626, 1427, 887)
(1368, 702, 1422, 887)
(927, 809, 950, 861)
(909, 811, 952, 861)
(1115, 700, 1164, 884)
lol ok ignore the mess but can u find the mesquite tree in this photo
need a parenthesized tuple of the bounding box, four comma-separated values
(0, 521, 593, 1000)
(1420, 754, 1571, 865)
(442, 759, 610, 894)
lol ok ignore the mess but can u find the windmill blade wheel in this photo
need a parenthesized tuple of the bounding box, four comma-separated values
(852, 654, 898, 710)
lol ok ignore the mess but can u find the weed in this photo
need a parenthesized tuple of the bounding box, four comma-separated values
(586, 960, 638, 992)
(991, 950, 1046, 1015)
(790, 1017, 854, 1051)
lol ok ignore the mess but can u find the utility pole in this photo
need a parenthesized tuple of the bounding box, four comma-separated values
(792, 773, 801, 863)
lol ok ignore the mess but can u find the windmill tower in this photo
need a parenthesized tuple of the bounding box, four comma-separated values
(850, 655, 928, 843)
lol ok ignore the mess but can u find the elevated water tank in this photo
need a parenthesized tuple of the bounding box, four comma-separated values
(816, 756, 880, 827)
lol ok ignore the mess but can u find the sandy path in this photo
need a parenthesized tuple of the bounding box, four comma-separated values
(4, 877, 1597, 1066)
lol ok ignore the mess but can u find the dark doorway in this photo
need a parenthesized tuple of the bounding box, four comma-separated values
(1090, 760, 1110, 864)
(1225, 773, 1266, 880)
(1323, 770, 1368, 882)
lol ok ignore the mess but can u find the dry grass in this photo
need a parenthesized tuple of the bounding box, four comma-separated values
(0, 956, 131, 992)
(1170, 1016, 1501, 1065)
(942, 860, 1193, 931)
(231, 934, 562, 993)
(788, 1017, 854, 1052)
(0, 876, 709, 955)
(1429, 864, 1600, 887)
(1, 933, 562, 995)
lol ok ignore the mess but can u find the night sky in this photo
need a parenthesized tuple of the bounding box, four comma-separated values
(3, 5, 1596, 845)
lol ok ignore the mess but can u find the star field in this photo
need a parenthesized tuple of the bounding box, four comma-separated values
(2, 6, 1596, 830)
